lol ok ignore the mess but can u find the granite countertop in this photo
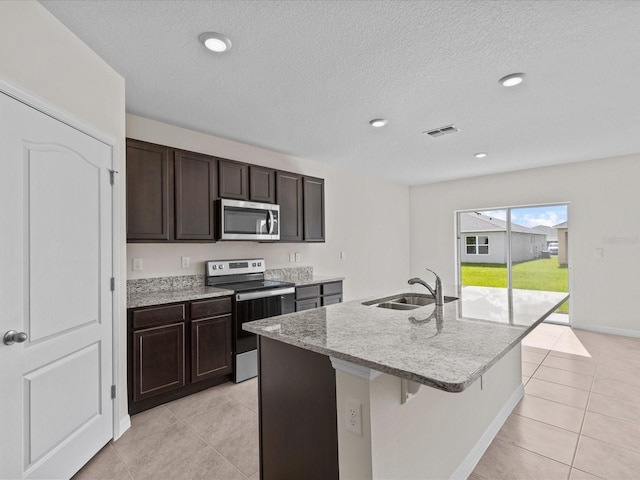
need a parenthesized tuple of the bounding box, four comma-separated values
(128, 286, 234, 309)
(293, 275, 345, 287)
(244, 286, 569, 392)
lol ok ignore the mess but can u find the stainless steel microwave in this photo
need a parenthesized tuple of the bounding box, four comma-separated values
(218, 199, 280, 241)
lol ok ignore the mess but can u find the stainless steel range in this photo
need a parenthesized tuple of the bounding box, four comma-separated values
(205, 258, 295, 383)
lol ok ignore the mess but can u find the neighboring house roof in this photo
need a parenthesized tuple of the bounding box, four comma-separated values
(459, 212, 543, 235)
(530, 225, 558, 241)
(553, 221, 568, 229)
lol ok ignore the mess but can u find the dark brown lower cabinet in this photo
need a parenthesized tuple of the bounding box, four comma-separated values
(133, 323, 185, 402)
(191, 315, 232, 382)
(258, 336, 338, 480)
(295, 281, 343, 311)
(128, 297, 232, 414)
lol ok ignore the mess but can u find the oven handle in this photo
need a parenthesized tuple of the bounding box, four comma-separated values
(267, 210, 274, 234)
(236, 287, 295, 302)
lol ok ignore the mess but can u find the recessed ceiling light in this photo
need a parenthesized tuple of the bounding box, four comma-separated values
(474, 152, 488, 159)
(369, 118, 388, 128)
(199, 32, 232, 53)
(499, 73, 526, 87)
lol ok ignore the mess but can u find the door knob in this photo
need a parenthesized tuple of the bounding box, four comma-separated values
(3, 330, 28, 345)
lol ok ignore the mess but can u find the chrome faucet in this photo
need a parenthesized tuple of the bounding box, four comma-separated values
(408, 268, 443, 306)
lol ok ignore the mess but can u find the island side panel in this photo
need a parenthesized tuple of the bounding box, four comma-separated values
(257, 336, 339, 480)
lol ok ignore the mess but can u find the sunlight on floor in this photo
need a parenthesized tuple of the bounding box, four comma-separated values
(522, 323, 592, 358)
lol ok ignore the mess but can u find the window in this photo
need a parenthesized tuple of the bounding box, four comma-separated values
(466, 235, 489, 255)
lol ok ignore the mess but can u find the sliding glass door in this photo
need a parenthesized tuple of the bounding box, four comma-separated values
(457, 204, 570, 323)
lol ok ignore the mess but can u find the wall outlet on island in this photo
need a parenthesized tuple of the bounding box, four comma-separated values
(345, 399, 362, 436)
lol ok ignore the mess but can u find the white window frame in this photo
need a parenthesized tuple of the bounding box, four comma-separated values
(465, 235, 489, 255)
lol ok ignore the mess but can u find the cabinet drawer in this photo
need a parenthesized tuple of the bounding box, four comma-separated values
(132, 304, 186, 330)
(296, 298, 321, 311)
(191, 297, 232, 320)
(295, 285, 320, 300)
(322, 294, 342, 306)
(321, 281, 342, 296)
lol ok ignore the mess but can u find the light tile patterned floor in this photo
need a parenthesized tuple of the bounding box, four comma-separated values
(75, 323, 640, 479)
(473, 323, 640, 480)
(73, 379, 259, 480)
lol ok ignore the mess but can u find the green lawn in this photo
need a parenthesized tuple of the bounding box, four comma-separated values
(461, 258, 569, 314)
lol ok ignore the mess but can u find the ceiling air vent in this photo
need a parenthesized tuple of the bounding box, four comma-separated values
(423, 124, 460, 138)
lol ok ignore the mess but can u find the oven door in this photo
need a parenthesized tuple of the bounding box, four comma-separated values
(234, 287, 295, 354)
(219, 199, 280, 241)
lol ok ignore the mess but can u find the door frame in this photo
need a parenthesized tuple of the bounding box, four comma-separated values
(454, 201, 573, 325)
(0, 77, 125, 441)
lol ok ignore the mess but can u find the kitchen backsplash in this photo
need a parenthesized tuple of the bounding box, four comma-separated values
(264, 266, 313, 283)
(126, 266, 314, 298)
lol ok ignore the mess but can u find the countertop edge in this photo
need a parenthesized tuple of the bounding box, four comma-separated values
(128, 287, 235, 309)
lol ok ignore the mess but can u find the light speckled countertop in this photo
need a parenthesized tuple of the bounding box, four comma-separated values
(293, 275, 344, 287)
(244, 286, 569, 392)
(128, 286, 234, 309)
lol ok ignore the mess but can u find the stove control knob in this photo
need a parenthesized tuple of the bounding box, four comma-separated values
(252, 263, 256, 267)
(219, 265, 224, 270)
(258, 262, 262, 266)
(211, 265, 217, 270)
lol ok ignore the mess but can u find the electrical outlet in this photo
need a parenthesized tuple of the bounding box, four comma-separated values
(132, 258, 143, 271)
(289, 253, 295, 263)
(295, 252, 301, 262)
(345, 399, 362, 436)
(181, 256, 190, 268)
(340, 251, 346, 260)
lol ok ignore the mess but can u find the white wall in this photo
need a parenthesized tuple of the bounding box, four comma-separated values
(126, 115, 411, 302)
(410, 155, 640, 334)
(0, 0, 128, 435)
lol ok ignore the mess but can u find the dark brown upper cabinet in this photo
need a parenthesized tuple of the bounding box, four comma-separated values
(249, 166, 276, 204)
(276, 171, 303, 242)
(219, 159, 248, 200)
(174, 150, 217, 241)
(303, 176, 325, 242)
(126, 139, 171, 241)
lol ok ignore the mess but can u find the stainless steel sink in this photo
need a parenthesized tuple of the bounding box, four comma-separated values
(376, 302, 420, 310)
(362, 292, 458, 310)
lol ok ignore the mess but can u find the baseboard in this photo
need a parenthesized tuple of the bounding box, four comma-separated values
(115, 415, 131, 441)
(450, 383, 525, 480)
(573, 324, 640, 338)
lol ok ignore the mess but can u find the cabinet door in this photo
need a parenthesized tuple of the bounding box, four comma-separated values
(276, 171, 303, 242)
(296, 298, 321, 312)
(219, 159, 248, 200)
(303, 176, 325, 242)
(174, 150, 217, 240)
(322, 294, 342, 306)
(132, 323, 185, 402)
(126, 139, 172, 241)
(191, 315, 232, 383)
(249, 166, 276, 203)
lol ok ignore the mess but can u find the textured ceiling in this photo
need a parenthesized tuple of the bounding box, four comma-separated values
(40, 0, 640, 186)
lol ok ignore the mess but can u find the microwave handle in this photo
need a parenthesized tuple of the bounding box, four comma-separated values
(268, 210, 274, 234)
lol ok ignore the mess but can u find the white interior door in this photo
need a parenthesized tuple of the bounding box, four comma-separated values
(0, 91, 113, 479)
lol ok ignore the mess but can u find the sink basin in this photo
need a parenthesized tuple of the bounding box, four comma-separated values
(362, 292, 458, 310)
(376, 302, 419, 310)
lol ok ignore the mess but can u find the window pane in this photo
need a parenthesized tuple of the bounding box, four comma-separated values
(478, 246, 489, 254)
(466, 246, 476, 254)
(466, 236, 476, 246)
(479, 236, 489, 245)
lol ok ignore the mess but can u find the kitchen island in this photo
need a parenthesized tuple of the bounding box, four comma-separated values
(244, 286, 569, 480)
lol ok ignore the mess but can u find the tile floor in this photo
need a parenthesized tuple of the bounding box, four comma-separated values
(472, 323, 640, 480)
(74, 379, 259, 480)
(75, 323, 640, 480)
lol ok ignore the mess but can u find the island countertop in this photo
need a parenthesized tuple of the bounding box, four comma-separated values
(243, 286, 569, 392)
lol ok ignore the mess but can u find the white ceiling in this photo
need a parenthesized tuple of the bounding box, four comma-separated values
(40, 0, 640, 186)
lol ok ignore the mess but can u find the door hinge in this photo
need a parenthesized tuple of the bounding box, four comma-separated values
(109, 169, 118, 185)
(110, 277, 115, 291)
(111, 385, 116, 399)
